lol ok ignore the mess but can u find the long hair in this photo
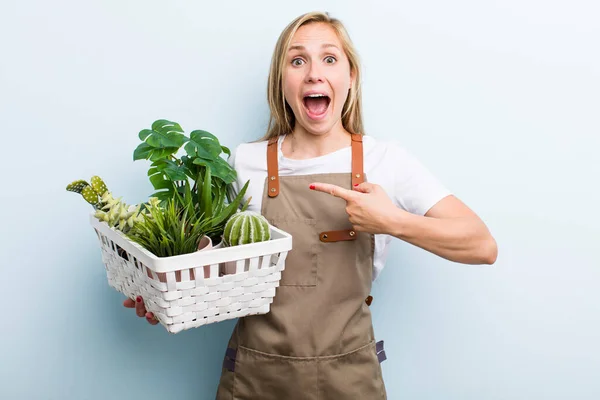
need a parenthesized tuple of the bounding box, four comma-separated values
(259, 11, 364, 141)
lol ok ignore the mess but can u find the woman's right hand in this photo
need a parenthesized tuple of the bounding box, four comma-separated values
(123, 296, 159, 325)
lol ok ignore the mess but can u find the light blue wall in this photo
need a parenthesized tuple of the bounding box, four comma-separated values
(2, 1, 598, 399)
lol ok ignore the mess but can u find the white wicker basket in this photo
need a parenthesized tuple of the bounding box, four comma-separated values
(89, 213, 292, 334)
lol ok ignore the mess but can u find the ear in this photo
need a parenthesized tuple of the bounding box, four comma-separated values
(349, 68, 356, 90)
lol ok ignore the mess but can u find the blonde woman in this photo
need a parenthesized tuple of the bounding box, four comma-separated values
(127, 11, 498, 399)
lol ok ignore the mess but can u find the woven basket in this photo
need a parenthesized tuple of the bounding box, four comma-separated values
(89, 213, 292, 334)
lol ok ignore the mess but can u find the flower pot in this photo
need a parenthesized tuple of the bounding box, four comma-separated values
(210, 238, 235, 276)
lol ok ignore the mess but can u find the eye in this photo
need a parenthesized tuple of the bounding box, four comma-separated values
(324, 56, 337, 64)
(291, 58, 305, 66)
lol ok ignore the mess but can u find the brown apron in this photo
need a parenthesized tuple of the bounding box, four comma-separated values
(216, 134, 387, 399)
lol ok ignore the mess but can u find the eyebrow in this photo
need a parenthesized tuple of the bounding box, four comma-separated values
(288, 43, 340, 52)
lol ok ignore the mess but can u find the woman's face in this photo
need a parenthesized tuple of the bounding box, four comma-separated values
(283, 22, 354, 136)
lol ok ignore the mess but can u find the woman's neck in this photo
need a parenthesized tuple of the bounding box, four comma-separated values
(282, 124, 352, 160)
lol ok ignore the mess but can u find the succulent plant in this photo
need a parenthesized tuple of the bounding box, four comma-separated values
(90, 175, 108, 197)
(67, 176, 147, 233)
(66, 176, 109, 207)
(93, 193, 149, 234)
(223, 211, 271, 246)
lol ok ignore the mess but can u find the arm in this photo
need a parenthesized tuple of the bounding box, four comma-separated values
(386, 194, 498, 265)
(309, 183, 498, 266)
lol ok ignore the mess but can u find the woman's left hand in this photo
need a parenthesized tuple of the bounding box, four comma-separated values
(309, 182, 406, 234)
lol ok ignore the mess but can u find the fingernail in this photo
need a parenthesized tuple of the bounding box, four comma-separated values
(136, 296, 142, 303)
(309, 184, 315, 190)
(354, 184, 359, 187)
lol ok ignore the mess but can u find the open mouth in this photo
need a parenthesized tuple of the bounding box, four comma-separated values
(303, 94, 331, 119)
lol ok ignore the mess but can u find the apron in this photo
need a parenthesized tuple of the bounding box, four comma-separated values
(216, 134, 387, 400)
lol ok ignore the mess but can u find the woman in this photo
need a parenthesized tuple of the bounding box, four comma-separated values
(126, 11, 497, 399)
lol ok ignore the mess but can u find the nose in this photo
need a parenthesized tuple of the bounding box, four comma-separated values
(304, 62, 324, 84)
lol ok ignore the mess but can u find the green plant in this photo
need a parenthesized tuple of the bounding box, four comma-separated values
(223, 211, 271, 246)
(66, 176, 108, 207)
(66, 176, 145, 233)
(132, 119, 250, 241)
(126, 194, 218, 258)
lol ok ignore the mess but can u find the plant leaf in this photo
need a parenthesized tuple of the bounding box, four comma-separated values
(212, 179, 249, 227)
(152, 159, 188, 181)
(184, 130, 222, 160)
(201, 167, 212, 223)
(133, 142, 181, 161)
(221, 145, 231, 157)
(133, 119, 188, 161)
(192, 156, 236, 184)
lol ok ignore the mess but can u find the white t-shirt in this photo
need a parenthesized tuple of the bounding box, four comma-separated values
(227, 134, 452, 281)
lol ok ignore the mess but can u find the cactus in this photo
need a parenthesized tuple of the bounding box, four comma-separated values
(90, 176, 108, 197)
(66, 176, 109, 208)
(81, 185, 100, 206)
(67, 175, 148, 233)
(66, 180, 89, 194)
(223, 211, 270, 246)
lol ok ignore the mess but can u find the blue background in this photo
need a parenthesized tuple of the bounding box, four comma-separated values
(2, 1, 599, 399)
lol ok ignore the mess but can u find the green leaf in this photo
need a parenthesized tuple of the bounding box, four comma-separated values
(146, 120, 187, 148)
(148, 174, 172, 191)
(201, 167, 212, 223)
(212, 180, 249, 227)
(184, 130, 222, 160)
(152, 159, 188, 181)
(133, 119, 188, 161)
(133, 142, 180, 161)
(192, 156, 236, 184)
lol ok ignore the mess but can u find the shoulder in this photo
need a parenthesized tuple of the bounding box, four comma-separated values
(362, 134, 452, 215)
(362, 134, 413, 168)
(228, 140, 269, 173)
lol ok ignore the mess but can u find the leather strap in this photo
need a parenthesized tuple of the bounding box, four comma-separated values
(267, 134, 364, 198)
(319, 229, 357, 242)
(351, 133, 364, 187)
(323, 134, 364, 242)
(267, 136, 279, 197)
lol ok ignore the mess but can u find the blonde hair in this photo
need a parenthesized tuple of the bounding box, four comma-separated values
(259, 11, 364, 141)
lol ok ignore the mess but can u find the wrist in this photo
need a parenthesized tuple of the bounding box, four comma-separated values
(384, 207, 411, 238)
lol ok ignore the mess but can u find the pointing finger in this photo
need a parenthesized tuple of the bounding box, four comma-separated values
(309, 182, 355, 201)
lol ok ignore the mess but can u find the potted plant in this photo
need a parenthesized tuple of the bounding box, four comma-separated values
(219, 210, 273, 275)
(67, 119, 293, 334)
(132, 119, 251, 245)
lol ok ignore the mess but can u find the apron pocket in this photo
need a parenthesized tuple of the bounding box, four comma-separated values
(269, 217, 318, 287)
(318, 340, 387, 399)
(233, 345, 319, 400)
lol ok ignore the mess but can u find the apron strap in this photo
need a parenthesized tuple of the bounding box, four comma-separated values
(326, 133, 364, 242)
(267, 136, 279, 197)
(350, 133, 365, 186)
(266, 133, 364, 198)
